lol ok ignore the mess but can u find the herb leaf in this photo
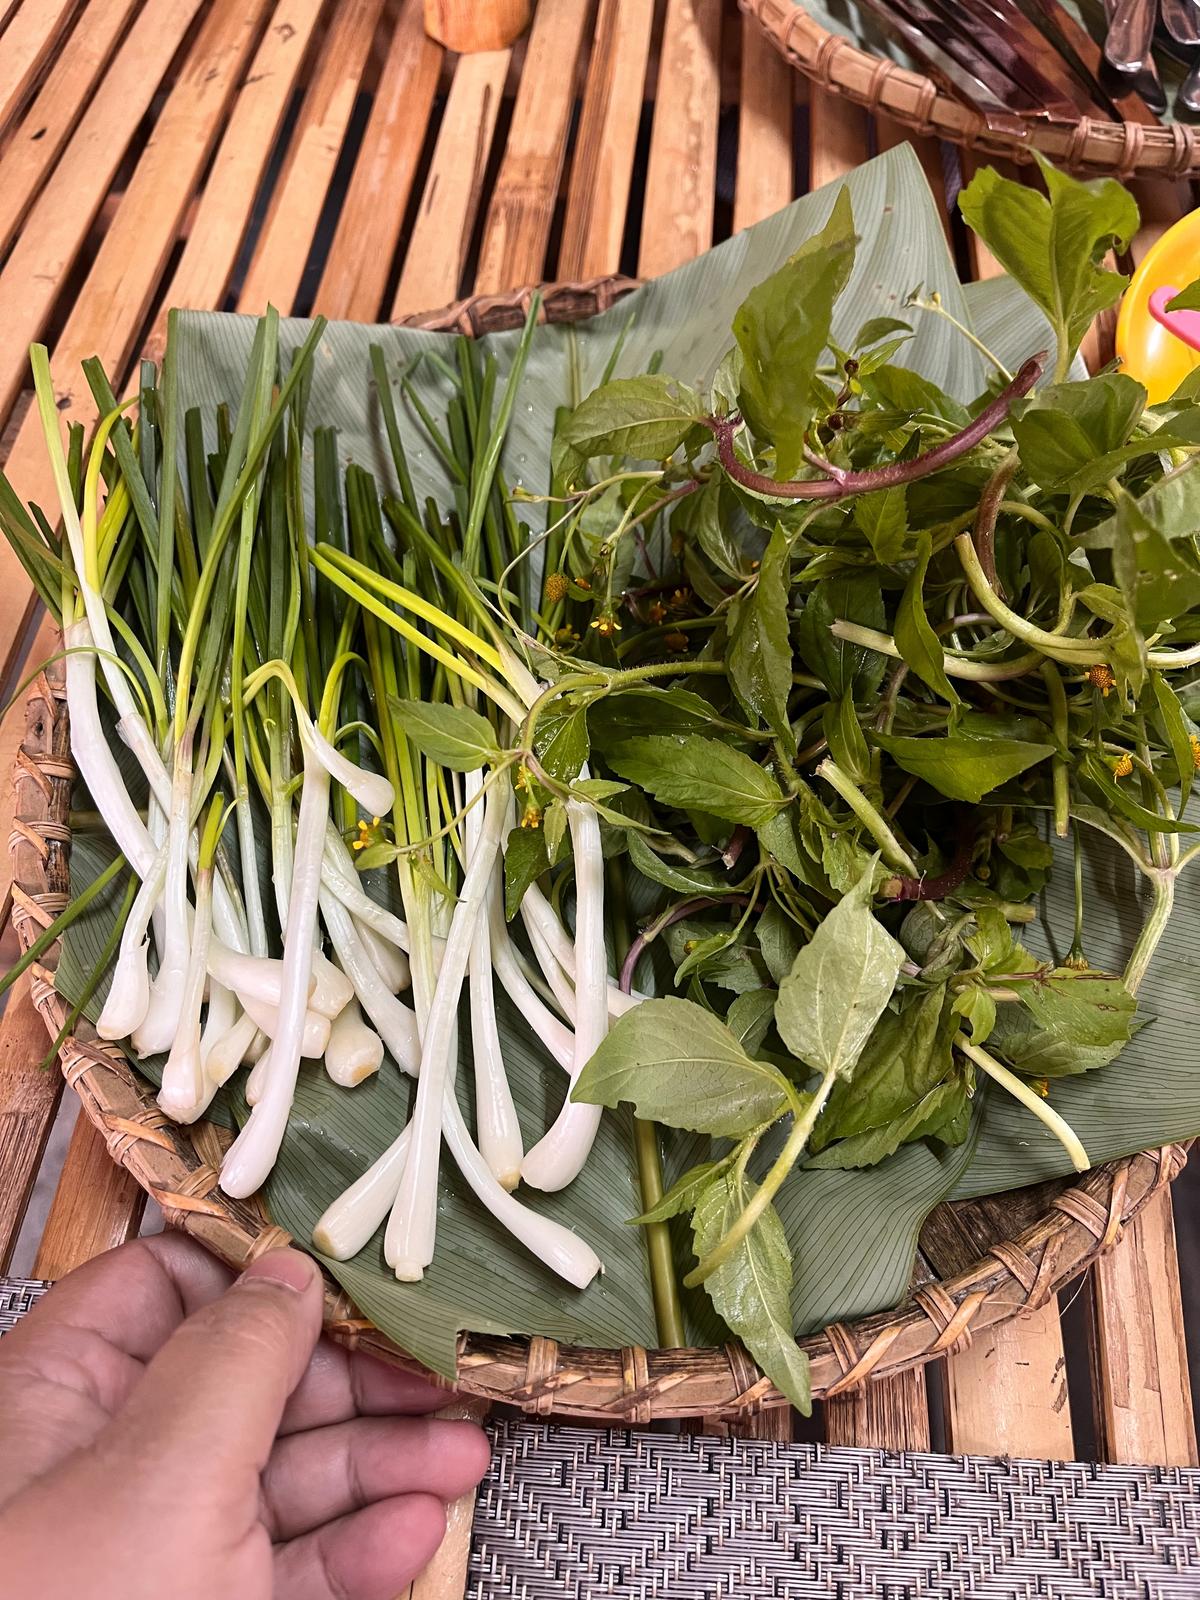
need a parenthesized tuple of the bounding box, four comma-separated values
(732, 186, 857, 478)
(728, 523, 794, 745)
(873, 732, 1054, 803)
(775, 863, 905, 1079)
(692, 1168, 813, 1413)
(390, 698, 499, 771)
(573, 996, 793, 1135)
(894, 533, 959, 704)
(608, 734, 788, 826)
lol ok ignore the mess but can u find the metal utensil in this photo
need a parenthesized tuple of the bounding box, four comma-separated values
(1104, 0, 1158, 74)
(951, 0, 1092, 118)
(1178, 50, 1200, 111)
(1162, 0, 1200, 45)
(855, 0, 1029, 131)
(1027, 0, 1162, 123)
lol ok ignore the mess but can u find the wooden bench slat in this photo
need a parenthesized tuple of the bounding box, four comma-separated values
(733, 8, 794, 236)
(0, 0, 79, 138)
(0, 0, 277, 693)
(474, 0, 593, 294)
(637, 0, 722, 278)
(147, 0, 328, 353)
(943, 1301, 1075, 1458)
(33, 1108, 146, 1277)
(237, 0, 388, 316)
(390, 49, 510, 318)
(0, 0, 140, 261)
(314, 0, 442, 323)
(875, 122, 949, 240)
(1091, 1189, 1198, 1466)
(0, 978, 64, 1272)
(557, 0, 654, 280)
(808, 87, 869, 192)
(0, 0, 206, 433)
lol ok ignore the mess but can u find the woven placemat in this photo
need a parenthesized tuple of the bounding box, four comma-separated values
(3, 1280, 1196, 1597)
(469, 1422, 1200, 1599)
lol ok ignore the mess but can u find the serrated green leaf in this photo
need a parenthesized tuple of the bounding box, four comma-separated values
(390, 698, 499, 772)
(873, 732, 1053, 803)
(608, 734, 788, 827)
(893, 533, 958, 705)
(854, 483, 908, 562)
(555, 375, 702, 477)
(733, 186, 857, 479)
(573, 997, 792, 1135)
(631, 1154, 736, 1224)
(728, 523, 793, 744)
(692, 1170, 812, 1413)
(796, 572, 886, 699)
(503, 824, 549, 920)
(626, 828, 734, 896)
(535, 704, 590, 783)
(775, 863, 905, 1078)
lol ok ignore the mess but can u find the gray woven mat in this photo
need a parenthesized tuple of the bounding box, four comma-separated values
(4, 1280, 1197, 1598)
(470, 1422, 1200, 1600)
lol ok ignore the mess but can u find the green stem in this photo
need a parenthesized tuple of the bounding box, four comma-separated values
(1042, 661, 1070, 840)
(685, 1068, 837, 1288)
(956, 1033, 1089, 1171)
(816, 757, 919, 876)
(607, 859, 685, 1347)
(954, 535, 1101, 665)
(1123, 871, 1175, 996)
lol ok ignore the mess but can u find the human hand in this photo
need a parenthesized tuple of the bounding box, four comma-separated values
(0, 1233, 490, 1599)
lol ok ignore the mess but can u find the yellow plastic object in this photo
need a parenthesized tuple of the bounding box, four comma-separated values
(1116, 210, 1200, 404)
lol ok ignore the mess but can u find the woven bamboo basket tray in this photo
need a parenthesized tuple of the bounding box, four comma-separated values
(742, 0, 1200, 180)
(7, 277, 1190, 1423)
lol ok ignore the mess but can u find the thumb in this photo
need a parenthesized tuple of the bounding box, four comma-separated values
(112, 1247, 323, 1474)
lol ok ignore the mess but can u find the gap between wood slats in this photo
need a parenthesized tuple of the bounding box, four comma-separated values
(237, 0, 387, 314)
(0, 0, 274, 706)
(144, 0, 329, 354)
(473, 0, 592, 293)
(391, 48, 510, 317)
(0, 0, 206, 439)
(312, 0, 441, 322)
(0, 0, 80, 140)
(0, 0, 142, 261)
(557, 0, 654, 280)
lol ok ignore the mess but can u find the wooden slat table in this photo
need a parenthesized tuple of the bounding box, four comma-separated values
(0, 4, 1196, 1593)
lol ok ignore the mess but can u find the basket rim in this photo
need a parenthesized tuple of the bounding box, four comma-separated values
(741, 0, 1200, 180)
(7, 275, 1189, 1422)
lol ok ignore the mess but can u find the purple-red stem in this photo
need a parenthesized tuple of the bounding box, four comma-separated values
(619, 893, 754, 993)
(702, 355, 1044, 502)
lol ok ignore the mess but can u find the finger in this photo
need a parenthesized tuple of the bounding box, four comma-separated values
(0, 1235, 234, 1502)
(278, 1339, 451, 1435)
(273, 1494, 448, 1600)
(4, 1233, 233, 1369)
(108, 1247, 323, 1477)
(262, 1416, 490, 1540)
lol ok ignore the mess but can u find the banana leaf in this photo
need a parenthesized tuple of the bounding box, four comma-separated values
(51, 145, 1200, 1373)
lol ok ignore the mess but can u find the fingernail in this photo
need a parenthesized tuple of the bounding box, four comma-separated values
(242, 1247, 319, 1294)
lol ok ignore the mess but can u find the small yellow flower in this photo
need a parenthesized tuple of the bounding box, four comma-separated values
(520, 805, 543, 830)
(545, 572, 570, 603)
(1031, 1078, 1049, 1099)
(554, 625, 580, 646)
(669, 587, 691, 612)
(1111, 751, 1134, 779)
(514, 766, 531, 793)
(351, 816, 384, 852)
(590, 613, 622, 638)
(1087, 663, 1116, 697)
(1190, 734, 1200, 772)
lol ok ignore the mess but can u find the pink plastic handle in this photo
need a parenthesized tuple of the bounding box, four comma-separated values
(1148, 286, 1200, 354)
